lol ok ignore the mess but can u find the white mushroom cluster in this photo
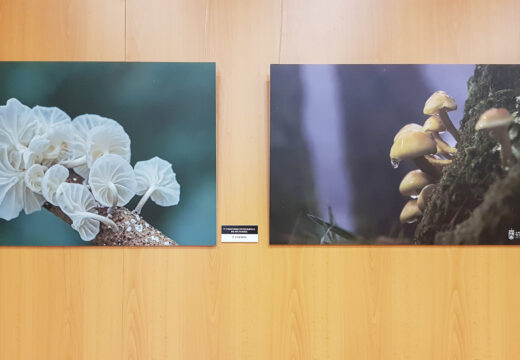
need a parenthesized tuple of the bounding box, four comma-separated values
(390, 91, 459, 224)
(0, 98, 181, 242)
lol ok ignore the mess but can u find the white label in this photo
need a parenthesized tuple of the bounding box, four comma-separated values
(221, 225, 258, 243)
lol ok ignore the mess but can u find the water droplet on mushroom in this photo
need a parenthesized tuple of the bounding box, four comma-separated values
(391, 158, 400, 168)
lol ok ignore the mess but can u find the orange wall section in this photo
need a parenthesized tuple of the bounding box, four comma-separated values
(1, 0, 520, 359)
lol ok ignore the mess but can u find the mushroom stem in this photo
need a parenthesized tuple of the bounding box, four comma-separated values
(78, 211, 119, 232)
(107, 182, 118, 214)
(492, 128, 515, 168)
(62, 155, 87, 168)
(431, 132, 457, 157)
(134, 186, 156, 214)
(439, 110, 461, 143)
(413, 156, 441, 180)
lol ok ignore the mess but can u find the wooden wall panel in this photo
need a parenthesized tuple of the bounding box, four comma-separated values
(1, 0, 520, 359)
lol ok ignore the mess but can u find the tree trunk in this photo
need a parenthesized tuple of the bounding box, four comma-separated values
(415, 65, 520, 244)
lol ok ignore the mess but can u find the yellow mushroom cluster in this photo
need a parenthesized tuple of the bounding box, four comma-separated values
(390, 91, 460, 224)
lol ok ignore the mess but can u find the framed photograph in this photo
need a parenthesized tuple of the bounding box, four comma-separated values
(270, 64, 520, 245)
(0, 62, 216, 246)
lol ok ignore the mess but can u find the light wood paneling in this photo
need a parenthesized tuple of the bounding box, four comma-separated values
(0, 0, 125, 60)
(2, 0, 520, 359)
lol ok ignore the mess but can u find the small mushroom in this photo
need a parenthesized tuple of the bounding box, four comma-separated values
(64, 114, 123, 177)
(390, 130, 441, 178)
(57, 183, 119, 240)
(423, 91, 460, 142)
(88, 154, 137, 208)
(0, 147, 44, 220)
(399, 170, 434, 198)
(24, 164, 47, 194)
(417, 184, 436, 211)
(0, 98, 41, 170)
(423, 115, 457, 157)
(41, 164, 69, 206)
(476, 108, 515, 168)
(134, 157, 180, 214)
(399, 199, 423, 224)
(86, 125, 131, 168)
(424, 155, 452, 174)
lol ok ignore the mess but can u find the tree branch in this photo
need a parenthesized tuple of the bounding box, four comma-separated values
(43, 171, 178, 246)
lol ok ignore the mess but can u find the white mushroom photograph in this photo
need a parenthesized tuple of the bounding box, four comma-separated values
(0, 62, 216, 246)
(270, 64, 520, 245)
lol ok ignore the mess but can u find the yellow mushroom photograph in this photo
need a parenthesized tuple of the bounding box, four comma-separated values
(270, 65, 520, 245)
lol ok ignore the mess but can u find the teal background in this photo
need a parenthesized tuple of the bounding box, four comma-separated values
(0, 62, 216, 246)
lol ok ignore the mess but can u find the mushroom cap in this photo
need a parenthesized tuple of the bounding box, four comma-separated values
(69, 114, 123, 177)
(32, 105, 71, 132)
(0, 98, 38, 150)
(475, 108, 514, 131)
(423, 115, 446, 132)
(0, 147, 44, 220)
(394, 123, 422, 142)
(57, 183, 100, 241)
(0, 99, 41, 170)
(417, 184, 436, 211)
(41, 164, 70, 206)
(86, 125, 131, 168)
(390, 130, 437, 161)
(134, 157, 180, 207)
(423, 91, 457, 115)
(88, 154, 137, 207)
(399, 199, 423, 224)
(24, 164, 46, 194)
(399, 170, 434, 197)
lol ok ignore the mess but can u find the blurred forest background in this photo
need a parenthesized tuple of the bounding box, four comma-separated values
(270, 64, 474, 244)
(0, 62, 216, 246)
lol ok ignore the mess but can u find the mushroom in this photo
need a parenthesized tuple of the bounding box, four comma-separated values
(41, 164, 70, 206)
(417, 184, 436, 212)
(133, 157, 180, 214)
(423, 91, 460, 142)
(64, 114, 123, 177)
(24, 164, 47, 194)
(0, 98, 40, 170)
(399, 199, 423, 224)
(390, 130, 441, 178)
(31, 106, 73, 165)
(476, 108, 515, 168)
(399, 170, 434, 198)
(29, 127, 72, 165)
(423, 115, 457, 157)
(86, 125, 131, 168)
(57, 183, 119, 240)
(0, 147, 44, 220)
(88, 154, 137, 208)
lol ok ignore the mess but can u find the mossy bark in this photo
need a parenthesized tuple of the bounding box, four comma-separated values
(415, 65, 520, 244)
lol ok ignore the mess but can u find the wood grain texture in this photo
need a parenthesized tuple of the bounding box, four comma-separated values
(1, 0, 520, 358)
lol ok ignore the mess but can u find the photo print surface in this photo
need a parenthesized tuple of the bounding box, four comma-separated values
(0, 62, 216, 246)
(270, 64, 520, 245)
